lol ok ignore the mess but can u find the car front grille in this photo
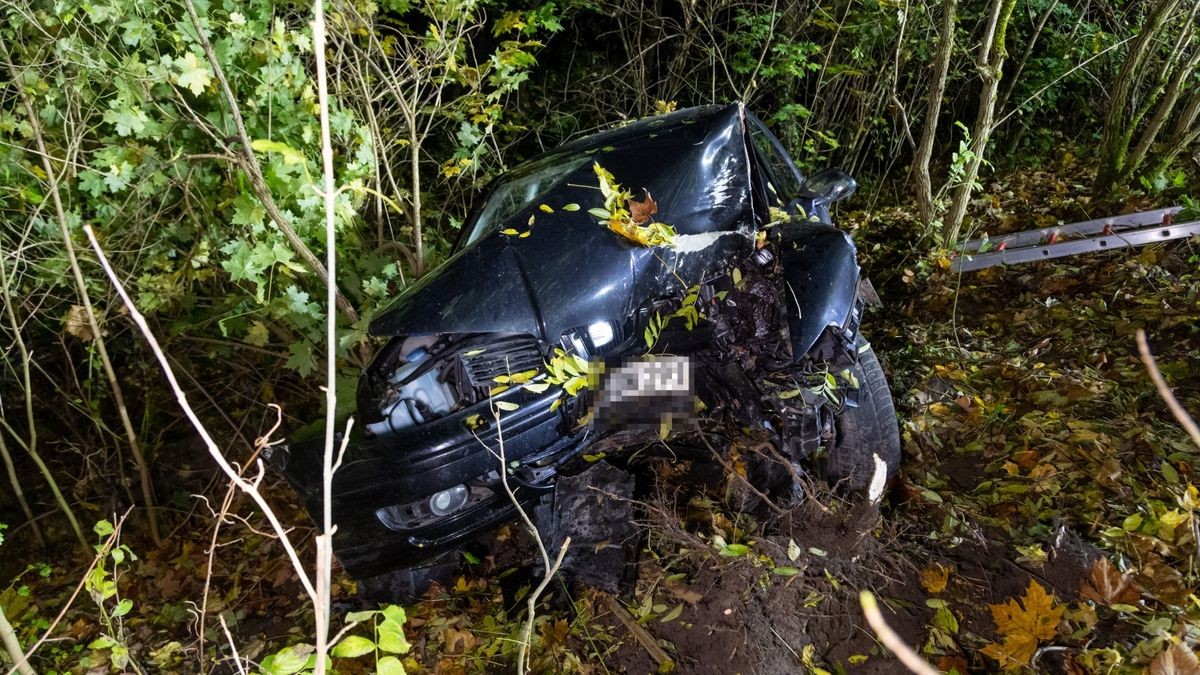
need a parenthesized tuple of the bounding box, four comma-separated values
(459, 335, 545, 390)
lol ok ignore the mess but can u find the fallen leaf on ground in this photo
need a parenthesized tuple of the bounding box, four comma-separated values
(920, 563, 951, 593)
(981, 579, 1064, 670)
(1150, 643, 1200, 675)
(1080, 557, 1140, 606)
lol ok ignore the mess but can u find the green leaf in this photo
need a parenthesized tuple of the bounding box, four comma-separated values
(719, 544, 750, 557)
(245, 321, 270, 347)
(260, 644, 315, 675)
(102, 102, 149, 137)
(94, 520, 115, 537)
(772, 567, 799, 576)
(251, 139, 307, 166)
(344, 610, 379, 623)
(588, 207, 611, 220)
(110, 644, 130, 669)
(173, 52, 213, 95)
(286, 342, 317, 377)
(563, 203, 580, 211)
(89, 635, 116, 650)
(377, 620, 411, 655)
(659, 604, 684, 622)
(377, 655, 407, 675)
(112, 598, 133, 617)
(495, 401, 519, 411)
(331, 635, 376, 658)
(380, 605, 407, 626)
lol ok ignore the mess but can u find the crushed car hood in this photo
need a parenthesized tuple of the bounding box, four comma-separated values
(369, 104, 760, 343)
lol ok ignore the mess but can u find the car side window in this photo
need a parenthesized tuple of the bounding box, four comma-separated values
(747, 117, 805, 204)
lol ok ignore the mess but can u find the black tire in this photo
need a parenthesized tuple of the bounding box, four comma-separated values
(825, 340, 901, 489)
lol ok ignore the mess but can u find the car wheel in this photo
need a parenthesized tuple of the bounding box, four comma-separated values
(824, 339, 901, 489)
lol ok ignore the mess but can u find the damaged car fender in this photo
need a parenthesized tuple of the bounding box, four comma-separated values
(776, 220, 861, 356)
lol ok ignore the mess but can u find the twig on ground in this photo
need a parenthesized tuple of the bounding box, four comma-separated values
(195, 404, 282, 671)
(696, 429, 787, 516)
(600, 593, 675, 671)
(859, 591, 940, 675)
(1136, 328, 1200, 449)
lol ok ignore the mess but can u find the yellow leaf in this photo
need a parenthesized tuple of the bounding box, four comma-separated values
(519, 231, 531, 238)
(920, 564, 950, 594)
(539, 204, 554, 213)
(981, 580, 1064, 670)
(501, 228, 519, 235)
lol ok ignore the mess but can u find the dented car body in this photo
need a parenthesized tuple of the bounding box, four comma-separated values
(273, 103, 900, 582)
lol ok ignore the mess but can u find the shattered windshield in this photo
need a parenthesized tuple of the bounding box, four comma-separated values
(464, 154, 592, 245)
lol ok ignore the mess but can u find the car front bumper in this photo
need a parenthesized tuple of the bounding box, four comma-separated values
(273, 386, 584, 578)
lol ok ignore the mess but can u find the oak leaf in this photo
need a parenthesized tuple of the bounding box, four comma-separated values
(629, 190, 657, 224)
(1080, 557, 1140, 606)
(980, 579, 1064, 670)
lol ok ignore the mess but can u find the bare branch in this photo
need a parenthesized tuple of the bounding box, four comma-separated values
(1136, 329, 1200, 449)
(859, 591, 940, 675)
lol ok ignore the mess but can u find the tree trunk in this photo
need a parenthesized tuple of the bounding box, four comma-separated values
(1095, 0, 1184, 192)
(996, 0, 1056, 115)
(1150, 88, 1200, 176)
(913, 0, 957, 228)
(942, 0, 1018, 246)
(1120, 40, 1200, 184)
(0, 601, 35, 675)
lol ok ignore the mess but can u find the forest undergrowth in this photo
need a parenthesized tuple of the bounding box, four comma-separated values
(3, 156, 1198, 674)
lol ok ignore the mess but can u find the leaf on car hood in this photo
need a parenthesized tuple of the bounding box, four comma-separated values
(629, 190, 657, 224)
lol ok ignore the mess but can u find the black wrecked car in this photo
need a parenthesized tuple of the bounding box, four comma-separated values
(272, 103, 900, 591)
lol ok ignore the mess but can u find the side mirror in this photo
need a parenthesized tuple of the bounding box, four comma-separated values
(800, 168, 857, 205)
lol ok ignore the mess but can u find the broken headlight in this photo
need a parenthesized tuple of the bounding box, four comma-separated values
(375, 483, 495, 531)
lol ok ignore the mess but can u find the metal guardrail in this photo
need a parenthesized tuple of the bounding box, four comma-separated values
(952, 206, 1200, 272)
